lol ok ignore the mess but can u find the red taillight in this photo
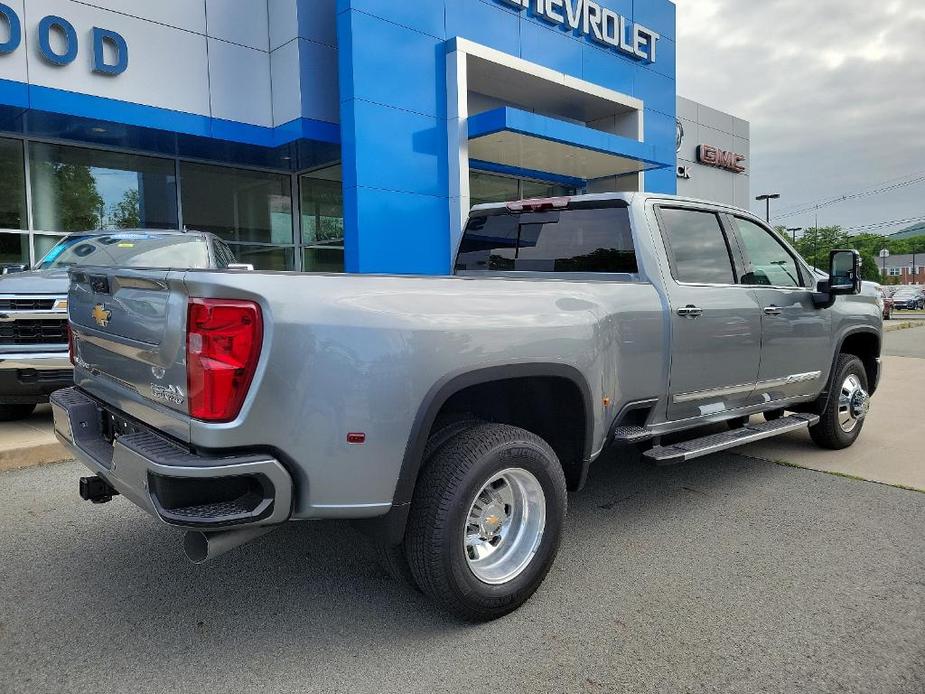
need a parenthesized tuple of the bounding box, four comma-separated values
(186, 298, 263, 423)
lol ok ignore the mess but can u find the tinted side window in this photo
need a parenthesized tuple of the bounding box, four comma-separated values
(456, 207, 638, 274)
(659, 208, 735, 285)
(734, 218, 801, 288)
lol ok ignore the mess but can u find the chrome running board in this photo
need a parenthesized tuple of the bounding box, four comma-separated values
(644, 414, 819, 465)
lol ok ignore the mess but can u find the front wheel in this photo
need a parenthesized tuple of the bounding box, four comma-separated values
(809, 354, 869, 450)
(404, 423, 567, 621)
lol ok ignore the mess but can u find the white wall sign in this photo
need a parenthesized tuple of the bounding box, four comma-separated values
(497, 0, 660, 63)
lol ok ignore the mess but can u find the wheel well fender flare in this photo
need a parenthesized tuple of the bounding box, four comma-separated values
(391, 363, 595, 509)
(822, 327, 882, 405)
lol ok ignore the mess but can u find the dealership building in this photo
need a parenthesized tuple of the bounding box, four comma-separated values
(0, 0, 750, 273)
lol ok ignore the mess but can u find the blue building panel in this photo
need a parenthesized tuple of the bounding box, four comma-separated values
(349, 100, 448, 197)
(519, 20, 584, 76)
(0, 0, 679, 275)
(345, 185, 450, 274)
(445, 1, 521, 56)
(634, 0, 676, 42)
(337, 0, 677, 274)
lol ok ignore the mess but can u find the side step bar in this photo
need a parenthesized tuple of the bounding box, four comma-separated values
(643, 413, 819, 465)
(611, 425, 653, 445)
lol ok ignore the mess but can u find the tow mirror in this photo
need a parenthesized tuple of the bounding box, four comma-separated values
(828, 250, 862, 295)
(813, 249, 861, 308)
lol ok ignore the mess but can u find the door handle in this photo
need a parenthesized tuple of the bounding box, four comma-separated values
(677, 305, 703, 319)
(763, 306, 783, 316)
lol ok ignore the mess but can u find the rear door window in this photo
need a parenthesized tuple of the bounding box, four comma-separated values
(659, 208, 736, 285)
(456, 207, 638, 274)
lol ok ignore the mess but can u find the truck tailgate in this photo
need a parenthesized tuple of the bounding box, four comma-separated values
(69, 268, 191, 437)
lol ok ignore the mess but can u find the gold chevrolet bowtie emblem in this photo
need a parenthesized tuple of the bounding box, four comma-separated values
(91, 304, 112, 328)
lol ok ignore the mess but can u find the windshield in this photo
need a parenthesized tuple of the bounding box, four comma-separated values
(36, 233, 211, 270)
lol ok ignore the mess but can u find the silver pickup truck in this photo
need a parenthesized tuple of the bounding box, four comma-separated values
(52, 193, 881, 621)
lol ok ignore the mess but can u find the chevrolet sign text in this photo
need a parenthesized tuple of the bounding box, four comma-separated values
(497, 0, 660, 63)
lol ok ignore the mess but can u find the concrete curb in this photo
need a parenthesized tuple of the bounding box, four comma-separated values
(0, 442, 72, 473)
(884, 321, 925, 333)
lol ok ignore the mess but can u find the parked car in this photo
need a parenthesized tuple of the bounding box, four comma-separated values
(891, 288, 925, 310)
(53, 194, 881, 621)
(0, 230, 240, 421)
(877, 285, 894, 320)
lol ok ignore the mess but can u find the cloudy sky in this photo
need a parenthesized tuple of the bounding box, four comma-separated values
(674, 0, 925, 238)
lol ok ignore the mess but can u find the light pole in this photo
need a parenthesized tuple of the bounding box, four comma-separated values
(879, 249, 889, 280)
(787, 227, 802, 244)
(756, 193, 781, 223)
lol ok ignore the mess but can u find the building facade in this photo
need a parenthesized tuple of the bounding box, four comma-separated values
(675, 96, 750, 209)
(879, 254, 925, 285)
(0, 0, 698, 274)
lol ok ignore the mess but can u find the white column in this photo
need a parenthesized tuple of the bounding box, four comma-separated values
(446, 47, 470, 265)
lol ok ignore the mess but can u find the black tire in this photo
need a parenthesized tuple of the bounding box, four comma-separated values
(404, 423, 567, 622)
(726, 416, 750, 430)
(764, 409, 785, 422)
(374, 414, 482, 589)
(809, 354, 869, 450)
(0, 404, 36, 421)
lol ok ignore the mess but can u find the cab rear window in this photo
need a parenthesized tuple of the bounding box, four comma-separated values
(456, 207, 638, 274)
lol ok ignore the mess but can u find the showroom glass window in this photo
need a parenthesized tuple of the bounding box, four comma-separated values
(300, 165, 344, 272)
(469, 171, 576, 208)
(29, 143, 178, 233)
(0, 137, 28, 265)
(181, 162, 293, 270)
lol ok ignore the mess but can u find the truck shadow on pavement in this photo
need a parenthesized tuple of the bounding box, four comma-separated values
(63, 447, 782, 633)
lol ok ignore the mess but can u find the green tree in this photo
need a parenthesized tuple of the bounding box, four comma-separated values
(859, 252, 881, 282)
(110, 188, 141, 229)
(36, 162, 104, 231)
(775, 224, 914, 283)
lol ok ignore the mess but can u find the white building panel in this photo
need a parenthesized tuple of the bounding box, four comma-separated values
(25, 0, 211, 116)
(206, 0, 269, 51)
(208, 39, 272, 126)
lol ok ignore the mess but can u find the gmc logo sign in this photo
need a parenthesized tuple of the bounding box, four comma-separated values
(697, 145, 747, 174)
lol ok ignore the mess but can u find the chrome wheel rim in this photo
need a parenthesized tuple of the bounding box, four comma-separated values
(837, 374, 869, 433)
(463, 468, 546, 585)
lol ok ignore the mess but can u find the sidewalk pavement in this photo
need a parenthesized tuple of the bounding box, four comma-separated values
(0, 405, 70, 473)
(739, 354, 925, 492)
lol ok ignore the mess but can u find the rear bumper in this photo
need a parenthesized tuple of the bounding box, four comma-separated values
(51, 387, 293, 529)
(0, 352, 72, 403)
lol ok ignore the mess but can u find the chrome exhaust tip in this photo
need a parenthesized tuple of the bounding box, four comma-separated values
(183, 525, 276, 565)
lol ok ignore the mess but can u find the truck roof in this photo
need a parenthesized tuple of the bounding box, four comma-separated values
(470, 192, 758, 219)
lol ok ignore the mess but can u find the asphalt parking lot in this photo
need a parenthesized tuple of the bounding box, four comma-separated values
(2, 454, 923, 693)
(1, 329, 923, 694)
(884, 322, 925, 359)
